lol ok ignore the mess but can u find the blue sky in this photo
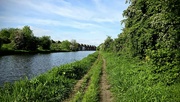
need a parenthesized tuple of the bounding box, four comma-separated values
(0, 0, 129, 46)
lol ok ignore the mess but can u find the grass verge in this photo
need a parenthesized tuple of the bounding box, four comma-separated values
(102, 52, 180, 102)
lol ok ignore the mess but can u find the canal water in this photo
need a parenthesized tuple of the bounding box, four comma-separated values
(0, 51, 95, 86)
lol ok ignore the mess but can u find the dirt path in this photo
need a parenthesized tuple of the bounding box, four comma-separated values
(100, 58, 113, 102)
(63, 55, 100, 102)
(63, 55, 113, 102)
(63, 69, 89, 102)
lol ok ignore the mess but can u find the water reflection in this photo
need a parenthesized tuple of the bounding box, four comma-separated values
(0, 51, 94, 86)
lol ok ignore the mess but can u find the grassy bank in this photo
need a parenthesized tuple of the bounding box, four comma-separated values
(102, 52, 180, 102)
(0, 52, 98, 102)
(70, 54, 102, 102)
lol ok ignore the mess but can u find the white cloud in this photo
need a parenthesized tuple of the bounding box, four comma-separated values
(31, 26, 52, 37)
(29, 26, 106, 46)
(8, 0, 126, 23)
(0, 15, 103, 30)
(0, 0, 129, 46)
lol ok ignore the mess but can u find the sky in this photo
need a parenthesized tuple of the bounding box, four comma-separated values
(0, 0, 129, 46)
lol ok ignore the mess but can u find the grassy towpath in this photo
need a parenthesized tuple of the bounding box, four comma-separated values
(100, 58, 113, 102)
(64, 52, 180, 102)
(64, 53, 113, 102)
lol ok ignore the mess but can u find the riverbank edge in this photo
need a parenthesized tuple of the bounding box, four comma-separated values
(0, 51, 99, 101)
(0, 50, 71, 56)
(0, 50, 97, 56)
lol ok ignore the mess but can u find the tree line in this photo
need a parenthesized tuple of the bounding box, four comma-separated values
(0, 26, 96, 52)
(99, 0, 180, 85)
(51, 39, 96, 51)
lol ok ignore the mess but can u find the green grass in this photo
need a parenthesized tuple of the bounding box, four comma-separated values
(71, 55, 102, 102)
(81, 55, 102, 102)
(1, 51, 179, 102)
(102, 52, 180, 102)
(0, 52, 98, 102)
(70, 77, 90, 102)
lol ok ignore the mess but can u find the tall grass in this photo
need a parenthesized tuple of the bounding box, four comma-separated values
(102, 52, 180, 102)
(0, 52, 98, 102)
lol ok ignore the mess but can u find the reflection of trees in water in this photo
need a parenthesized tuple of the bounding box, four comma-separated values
(0, 51, 94, 86)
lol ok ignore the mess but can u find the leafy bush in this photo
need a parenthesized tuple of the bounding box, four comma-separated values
(100, 0, 180, 88)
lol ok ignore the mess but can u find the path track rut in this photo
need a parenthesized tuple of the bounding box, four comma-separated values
(100, 58, 113, 102)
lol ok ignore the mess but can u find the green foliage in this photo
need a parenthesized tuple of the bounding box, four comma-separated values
(39, 36, 51, 50)
(0, 26, 52, 51)
(13, 30, 26, 50)
(122, 0, 180, 57)
(1, 43, 14, 50)
(8, 28, 18, 41)
(0, 38, 2, 48)
(0, 29, 11, 44)
(22, 26, 33, 38)
(70, 74, 90, 102)
(0, 52, 98, 102)
(0, 29, 11, 48)
(12, 26, 39, 51)
(101, 0, 180, 85)
(50, 43, 61, 51)
(27, 36, 39, 51)
(102, 52, 180, 102)
(70, 54, 102, 102)
(101, 36, 114, 52)
(61, 40, 71, 51)
(0, 26, 38, 51)
(99, 2, 180, 101)
(0, 26, 96, 53)
(70, 39, 78, 51)
(81, 56, 102, 102)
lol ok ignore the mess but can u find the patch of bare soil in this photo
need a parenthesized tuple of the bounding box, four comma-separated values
(100, 58, 113, 102)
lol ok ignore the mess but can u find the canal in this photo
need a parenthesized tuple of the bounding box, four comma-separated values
(0, 51, 95, 86)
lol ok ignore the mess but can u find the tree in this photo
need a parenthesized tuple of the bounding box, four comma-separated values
(60, 40, 71, 51)
(57, 41, 61, 43)
(26, 36, 39, 51)
(12, 26, 38, 51)
(0, 38, 2, 49)
(70, 39, 78, 51)
(0, 28, 19, 50)
(9, 28, 18, 41)
(39, 36, 51, 50)
(0, 29, 11, 44)
(22, 26, 38, 50)
(104, 0, 180, 84)
(102, 36, 114, 52)
(14, 30, 26, 50)
(22, 26, 33, 38)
